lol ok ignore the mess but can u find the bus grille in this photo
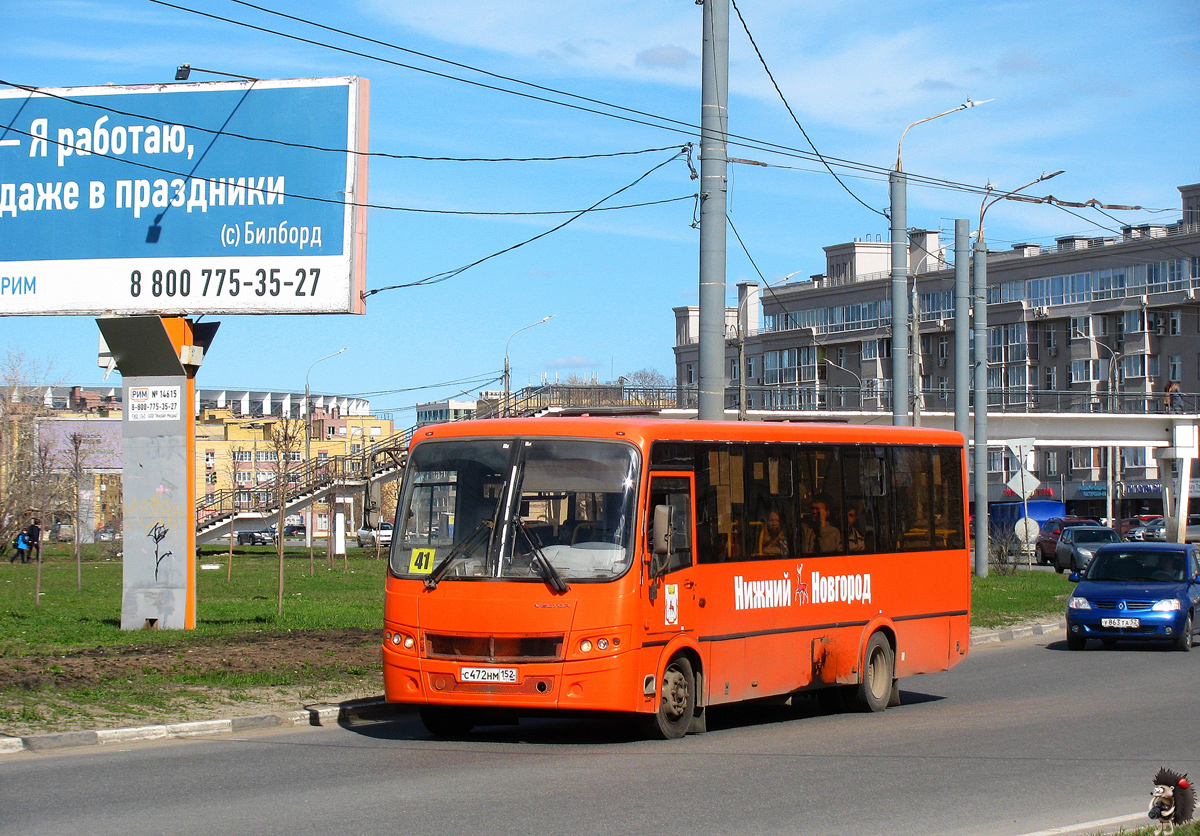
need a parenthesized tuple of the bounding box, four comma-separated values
(424, 633, 564, 663)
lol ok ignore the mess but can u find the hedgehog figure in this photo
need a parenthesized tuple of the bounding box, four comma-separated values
(1149, 767, 1195, 835)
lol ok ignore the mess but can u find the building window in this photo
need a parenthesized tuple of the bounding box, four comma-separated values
(233, 450, 252, 463)
(1044, 451, 1058, 476)
(204, 451, 215, 469)
(1170, 311, 1182, 336)
(205, 471, 217, 485)
(685, 364, 695, 385)
(1070, 317, 1090, 339)
(1045, 366, 1057, 390)
(1170, 355, 1183, 382)
(862, 340, 878, 360)
(747, 356, 756, 379)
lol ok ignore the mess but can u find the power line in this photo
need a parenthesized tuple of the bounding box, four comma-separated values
(729, 0, 885, 219)
(364, 149, 692, 297)
(2, 79, 685, 164)
(149, 0, 1012, 201)
(0, 122, 693, 217)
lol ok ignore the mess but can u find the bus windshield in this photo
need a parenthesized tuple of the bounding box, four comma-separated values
(391, 437, 640, 583)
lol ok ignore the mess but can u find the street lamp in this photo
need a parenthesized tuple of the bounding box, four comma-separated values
(891, 98, 992, 427)
(504, 316, 554, 417)
(1074, 329, 1147, 528)
(735, 271, 803, 420)
(971, 169, 1064, 578)
(174, 64, 258, 82)
(305, 347, 347, 548)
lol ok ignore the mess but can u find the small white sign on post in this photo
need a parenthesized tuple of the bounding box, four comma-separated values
(127, 385, 182, 422)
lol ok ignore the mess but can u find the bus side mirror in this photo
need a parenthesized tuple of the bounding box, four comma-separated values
(652, 505, 672, 556)
(649, 505, 672, 577)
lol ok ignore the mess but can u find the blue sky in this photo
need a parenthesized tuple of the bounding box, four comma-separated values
(2, 0, 1198, 419)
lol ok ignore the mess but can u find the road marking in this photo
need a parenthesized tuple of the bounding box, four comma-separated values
(1012, 812, 1145, 836)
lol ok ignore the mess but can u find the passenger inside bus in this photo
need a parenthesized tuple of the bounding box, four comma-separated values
(756, 509, 789, 557)
(845, 506, 866, 553)
(802, 492, 843, 555)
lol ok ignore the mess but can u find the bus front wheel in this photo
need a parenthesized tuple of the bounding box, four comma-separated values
(853, 633, 894, 713)
(642, 655, 696, 740)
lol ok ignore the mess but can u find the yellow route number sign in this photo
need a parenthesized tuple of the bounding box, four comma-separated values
(409, 548, 436, 575)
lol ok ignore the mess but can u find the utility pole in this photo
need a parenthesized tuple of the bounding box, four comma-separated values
(697, 0, 729, 422)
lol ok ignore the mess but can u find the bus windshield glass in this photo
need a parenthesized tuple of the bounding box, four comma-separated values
(391, 437, 639, 583)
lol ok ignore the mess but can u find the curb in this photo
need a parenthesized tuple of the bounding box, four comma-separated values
(2, 625, 1065, 755)
(1, 696, 413, 756)
(970, 619, 1065, 646)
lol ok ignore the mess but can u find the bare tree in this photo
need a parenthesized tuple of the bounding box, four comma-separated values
(223, 444, 249, 582)
(268, 418, 304, 616)
(62, 431, 101, 590)
(623, 367, 673, 388)
(0, 352, 68, 607)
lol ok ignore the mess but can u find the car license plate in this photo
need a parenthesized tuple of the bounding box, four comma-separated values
(1101, 617, 1140, 628)
(459, 667, 518, 684)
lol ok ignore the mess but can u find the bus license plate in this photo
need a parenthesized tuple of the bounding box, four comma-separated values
(459, 667, 518, 684)
(1101, 617, 1139, 628)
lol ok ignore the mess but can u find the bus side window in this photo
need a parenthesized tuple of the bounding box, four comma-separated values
(648, 475, 694, 573)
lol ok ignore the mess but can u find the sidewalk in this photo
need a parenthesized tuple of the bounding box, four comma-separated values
(1, 620, 1065, 756)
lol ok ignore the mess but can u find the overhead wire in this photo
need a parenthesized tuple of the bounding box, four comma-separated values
(0, 122, 694, 217)
(363, 148, 692, 297)
(729, 0, 885, 219)
(148, 0, 1015, 200)
(1, 80, 685, 164)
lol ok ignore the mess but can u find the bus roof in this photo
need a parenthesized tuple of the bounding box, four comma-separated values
(409, 417, 966, 450)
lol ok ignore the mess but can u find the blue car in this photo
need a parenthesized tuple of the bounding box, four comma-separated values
(1066, 542, 1200, 651)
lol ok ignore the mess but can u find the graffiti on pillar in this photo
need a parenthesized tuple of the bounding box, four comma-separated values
(148, 522, 173, 581)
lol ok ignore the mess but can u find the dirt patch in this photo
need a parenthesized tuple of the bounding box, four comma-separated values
(0, 629, 385, 737)
(0, 628, 380, 691)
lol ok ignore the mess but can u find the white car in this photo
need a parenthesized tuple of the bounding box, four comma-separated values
(356, 522, 393, 548)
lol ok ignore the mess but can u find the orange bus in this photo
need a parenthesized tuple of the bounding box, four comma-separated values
(382, 417, 969, 739)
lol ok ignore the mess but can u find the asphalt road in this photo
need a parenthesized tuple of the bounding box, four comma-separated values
(3, 634, 1197, 836)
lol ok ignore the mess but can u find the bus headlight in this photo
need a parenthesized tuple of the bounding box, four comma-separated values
(580, 639, 593, 653)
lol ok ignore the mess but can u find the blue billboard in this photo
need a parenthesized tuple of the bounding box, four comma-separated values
(0, 77, 368, 315)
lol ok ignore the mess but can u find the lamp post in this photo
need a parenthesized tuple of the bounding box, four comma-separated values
(735, 271, 803, 420)
(1074, 330, 1146, 528)
(890, 98, 991, 426)
(504, 316, 554, 417)
(971, 169, 1064, 577)
(824, 358, 863, 409)
(305, 347, 346, 548)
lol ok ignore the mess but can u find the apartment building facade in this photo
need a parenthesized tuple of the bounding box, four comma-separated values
(673, 182, 1200, 520)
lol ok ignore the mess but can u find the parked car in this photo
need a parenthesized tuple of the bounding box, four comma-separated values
(1034, 517, 1095, 565)
(1124, 516, 1163, 541)
(94, 523, 121, 542)
(357, 522, 393, 548)
(1054, 525, 1122, 573)
(1141, 515, 1200, 543)
(283, 524, 306, 538)
(50, 522, 75, 543)
(1066, 541, 1200, 650)
(237, 529, 271, 546)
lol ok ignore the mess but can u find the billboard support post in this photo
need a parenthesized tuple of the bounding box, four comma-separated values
(97, 315, 217, 630)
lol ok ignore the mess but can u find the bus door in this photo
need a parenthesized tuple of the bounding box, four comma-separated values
(644, 474, 698, 638)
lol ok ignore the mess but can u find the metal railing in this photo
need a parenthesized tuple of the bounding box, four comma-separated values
(196, 425, 414, 534)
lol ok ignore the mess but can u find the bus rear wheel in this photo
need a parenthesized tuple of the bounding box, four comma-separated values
(419, 706, 476, 739)
(641, 655, 696, 740)
(853, 633, 894, 713)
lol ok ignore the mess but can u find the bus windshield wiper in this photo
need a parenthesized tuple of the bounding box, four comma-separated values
(516, 518, 570, 594)
(423, 520, 493, 590)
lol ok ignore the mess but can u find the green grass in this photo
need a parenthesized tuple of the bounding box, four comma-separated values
(971, 570, 1074, 629)
(0, 543, 1077, 734)
(0, 543, 386, 655)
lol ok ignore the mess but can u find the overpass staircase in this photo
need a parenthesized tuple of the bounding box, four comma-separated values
(196, 427, 413, 544)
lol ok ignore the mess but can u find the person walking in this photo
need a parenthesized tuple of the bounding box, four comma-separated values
(10, 529, 28, 564)
(23, 518, 41, 564)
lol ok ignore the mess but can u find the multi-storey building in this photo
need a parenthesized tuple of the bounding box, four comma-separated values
(674, 182, 1200, 521)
